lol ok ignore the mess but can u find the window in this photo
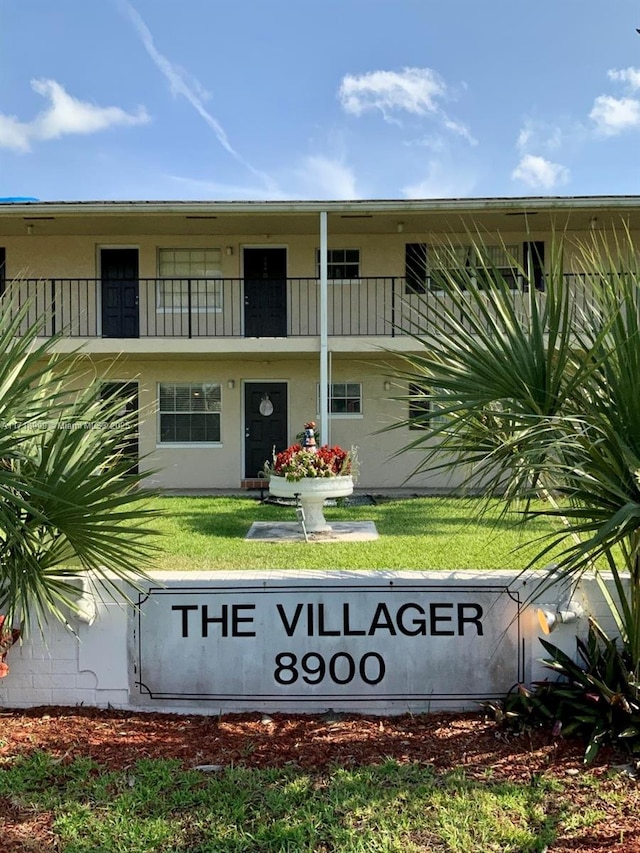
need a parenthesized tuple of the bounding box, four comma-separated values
(523, 241, 546, 291)
(419, 244, 523, 291)
(479, 244, 520, 289)
(158, 382, 221, 443)
(316, 249, 360, 280)
(157, 249, 222, 311)
(405, 243, 428, 294)
(317, 382, 363, 415)
(408, 383, 448, 430)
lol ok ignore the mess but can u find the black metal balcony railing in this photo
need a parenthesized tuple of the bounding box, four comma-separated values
(2, 275, 591, 340)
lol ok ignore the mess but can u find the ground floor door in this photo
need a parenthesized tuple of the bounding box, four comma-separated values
(100, 381, 139, 474)
(243, 247, 287, 337)
(244, 382, 288, 478)
(101, 248, 139, 338)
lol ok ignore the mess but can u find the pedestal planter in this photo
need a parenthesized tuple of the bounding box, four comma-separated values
(269, 475, 354, 533)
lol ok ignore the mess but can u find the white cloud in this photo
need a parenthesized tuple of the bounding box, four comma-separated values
(607, 67, 640, 91)
(511, 154, 569, 190)
(403, 160, 476, 199)
(338, 67, 473, 141)
(170, 155, 359, 200)
(0, 115, 31, 152)
(589, 94, 640, 136)
(168, 175, 290, 201)
(294, 155, 359, 200)
(119, 0, 278, 192)
(339, 67, 446, 118)
(0, 79, 149, 152)
(516, 119, 564, 153)
(587, 67, 640, 136)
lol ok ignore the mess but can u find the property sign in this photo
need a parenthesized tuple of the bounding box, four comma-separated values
(131, 578, 524, 707)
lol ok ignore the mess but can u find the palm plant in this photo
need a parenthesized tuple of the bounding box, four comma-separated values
(0, 297, 160, 637)
(389, 225, 640, 676)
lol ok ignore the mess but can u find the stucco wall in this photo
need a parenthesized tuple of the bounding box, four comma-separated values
(0, 570, 616, 715)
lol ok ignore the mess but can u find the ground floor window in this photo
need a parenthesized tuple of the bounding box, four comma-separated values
(408, 383, 449, 429)
(316, 248, 361, 280)
(158, 382, 221, 443)
(318, 382, 362, 415)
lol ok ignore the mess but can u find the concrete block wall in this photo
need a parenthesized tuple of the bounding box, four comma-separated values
(0, 570, 625, 715)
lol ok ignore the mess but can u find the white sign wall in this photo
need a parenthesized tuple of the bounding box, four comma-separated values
(130, 573, 525, 711)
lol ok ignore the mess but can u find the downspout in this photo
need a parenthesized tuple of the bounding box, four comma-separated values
(319, 211, 329, 445)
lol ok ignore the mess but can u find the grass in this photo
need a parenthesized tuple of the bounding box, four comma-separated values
(145, 495, 564, 572)
(0, 753, 586, 852)
(4, 497, 632, 851)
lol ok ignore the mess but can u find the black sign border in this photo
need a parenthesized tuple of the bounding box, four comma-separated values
(133, 583, 524, 702)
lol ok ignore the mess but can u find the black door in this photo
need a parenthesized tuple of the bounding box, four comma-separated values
(244, 382, 288, 478)
(243, 248, 287, 337)
(100, 382, 139, 474)
(101, 249, 139, 338)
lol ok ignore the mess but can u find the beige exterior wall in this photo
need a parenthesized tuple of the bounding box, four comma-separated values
(81, 353, 436, 491)
(8, 226, 630, 281)
(2, 199, 637, 492)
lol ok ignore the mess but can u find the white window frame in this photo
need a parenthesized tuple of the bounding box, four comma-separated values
(428, 244, 522, 291)
(157, 382, 222, 446)
(317, 382, 363, 418)
(408, 383, 449, 430)
(156, 248, 223, 313)
(316, 248, 361, 283)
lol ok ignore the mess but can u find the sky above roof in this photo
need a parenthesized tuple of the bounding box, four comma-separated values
(1, 0, 639, 202)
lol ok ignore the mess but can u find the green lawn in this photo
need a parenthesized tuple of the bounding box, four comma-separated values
(4, 753, 632, 853)
(3, 496, 632, 852)
(146, 495, 563, 572)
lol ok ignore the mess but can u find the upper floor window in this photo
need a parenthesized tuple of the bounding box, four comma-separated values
(406, 243, 539, 293)
(316, 249, 360, 281)
(157, 248, 222, 312)
(405, 243, 428, 294)
(158, 382, 221, 444)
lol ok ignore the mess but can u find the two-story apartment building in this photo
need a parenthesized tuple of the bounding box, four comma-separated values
(1, 196, 638, 492)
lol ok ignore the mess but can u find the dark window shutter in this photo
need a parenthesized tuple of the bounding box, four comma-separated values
(523, 241, 545, 291)
(405, 243, 427, 294)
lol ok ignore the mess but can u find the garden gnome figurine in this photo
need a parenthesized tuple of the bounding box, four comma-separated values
(302, 421, 317, 452)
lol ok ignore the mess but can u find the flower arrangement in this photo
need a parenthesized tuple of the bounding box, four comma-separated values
(263, 420, 357, 482)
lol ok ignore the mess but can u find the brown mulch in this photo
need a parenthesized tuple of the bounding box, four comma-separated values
(1, 705, 639, 852)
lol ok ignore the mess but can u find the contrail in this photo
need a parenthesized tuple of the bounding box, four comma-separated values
(118, 0, 277, 191)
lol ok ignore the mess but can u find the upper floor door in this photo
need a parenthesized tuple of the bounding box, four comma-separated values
(101, 248, 139, 338)
(243, 247, 287, 337)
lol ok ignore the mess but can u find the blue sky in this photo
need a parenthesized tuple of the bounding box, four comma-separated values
(1, 0, 639, 201)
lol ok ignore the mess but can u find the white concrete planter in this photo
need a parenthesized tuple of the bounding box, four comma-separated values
(269, 475, 354, 532)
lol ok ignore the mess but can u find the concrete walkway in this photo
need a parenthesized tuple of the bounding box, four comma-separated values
(246, 520, 379, 543)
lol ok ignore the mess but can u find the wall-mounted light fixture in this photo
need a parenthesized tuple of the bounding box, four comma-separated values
(225, 246, 234, 256)
(537, 594, 584, 635)
(383, 381, 392, 391)
(227, 379, 235, 390)
(26, 224, 34, 236)
(397, 222, 404, 233)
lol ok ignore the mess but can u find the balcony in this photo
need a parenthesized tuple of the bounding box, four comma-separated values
(2, 274, 591, 341)
(3, 276, 408, 339)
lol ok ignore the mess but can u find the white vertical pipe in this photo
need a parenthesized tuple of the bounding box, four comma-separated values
(319, 211, 329, 445)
